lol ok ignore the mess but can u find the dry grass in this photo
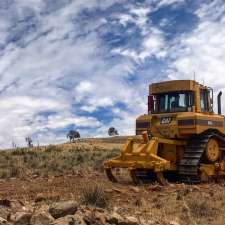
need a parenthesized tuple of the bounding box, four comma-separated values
(80, 183, 110, 208)
(0, 143, 120, 178)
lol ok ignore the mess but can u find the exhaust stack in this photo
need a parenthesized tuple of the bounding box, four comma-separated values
(217, 91, 222, 115)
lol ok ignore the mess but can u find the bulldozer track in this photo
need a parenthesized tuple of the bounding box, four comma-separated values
(179, 132, 225, 183)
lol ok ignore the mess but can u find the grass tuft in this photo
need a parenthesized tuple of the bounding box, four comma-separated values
(80, 183, 110, 208)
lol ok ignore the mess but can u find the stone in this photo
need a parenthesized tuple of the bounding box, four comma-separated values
(94, 211, 107, 225)
(83, 211, 95, 225)
(13, 212, 32, 225)
(30, 211, 54, 225)
(118, 216, 139, 225)
(52, 216, 74, 225)
(95, 208, 105, 214)
(148, 185, 162, 192)
(35, 193, 47, 203)
(0, 206, 10, 221)
(73, 214, 86, 225)
(112, 188, 126, 194)
(10, 201, 25, 212)
(49, 201, 78, 219)
(106, 212, 123, 224)
(169, 221, 181, 225)
(53, 215, 83, 225)
(0, 217, 7, 224)
(129, 187, 140, 193)
(82, 209, 107, 225)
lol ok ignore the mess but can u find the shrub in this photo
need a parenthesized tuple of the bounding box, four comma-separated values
(46, 145, 60, 153)
(0, 169, 9, 178)
(77, 154, 84, 164)
(9, 167, 20, 177)
(188, 198, 215, 218)
(80, 183, 110, 208)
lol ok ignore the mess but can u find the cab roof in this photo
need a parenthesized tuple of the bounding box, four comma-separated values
(149, 80, 208, 94)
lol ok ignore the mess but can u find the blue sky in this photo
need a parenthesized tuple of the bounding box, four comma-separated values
(0, 0, 224, 148)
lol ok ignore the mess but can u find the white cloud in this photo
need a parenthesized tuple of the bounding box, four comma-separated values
(0, 0, 223, 148)
(46, 114, 101, 130)
(167, 0, 225, 113)
(0, 0, 144, 148)
(168, 1, 225, 88)
(156, 0, 185, 8)
(112, 26, 166, 63)
(76, 81, 94, 93)
(0, 96, 65, 148)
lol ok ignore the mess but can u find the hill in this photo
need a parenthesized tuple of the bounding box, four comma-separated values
(0, 137, 224, 225)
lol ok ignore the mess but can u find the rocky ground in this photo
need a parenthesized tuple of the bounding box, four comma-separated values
(0, 138, 224, 225)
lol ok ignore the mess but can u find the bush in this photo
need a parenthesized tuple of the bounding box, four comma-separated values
(188, 198, 216, 218)
(80, 183, 110, 208)
(9, 167, 21, 177)
(46, 145, 60, 153)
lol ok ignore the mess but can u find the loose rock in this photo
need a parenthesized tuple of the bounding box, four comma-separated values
(169, 221, 181, 225)
(106, 212, 123, 224)
(73, 214, 86, 225)
(0, 217, 7, 224)
(0, 206, 10, 221)
(53, 215, 78, 225)
(30, 211, 54, 225)
(130, 187, 140, 193)
(49, 201, 78, 219)
(119, 216, 139, 225)
(13, 212, 32, 225)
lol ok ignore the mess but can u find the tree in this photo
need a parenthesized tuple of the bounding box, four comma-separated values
(12, 141, 17, 149)
(108, 127, 119, 136)
(25, 137, 33, 148)
(67, 130, 80, 142)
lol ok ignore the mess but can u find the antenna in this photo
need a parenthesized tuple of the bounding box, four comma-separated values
(193, 71, 196, 81)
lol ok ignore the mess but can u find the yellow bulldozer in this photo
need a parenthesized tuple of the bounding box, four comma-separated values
(104, 80, 225, 184)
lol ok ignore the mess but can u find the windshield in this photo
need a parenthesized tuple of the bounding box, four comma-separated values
(151, 92, 193, 113)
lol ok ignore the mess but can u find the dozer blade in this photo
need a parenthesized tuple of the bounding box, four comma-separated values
(104, 132, 186, 185)
(155, 172, 168, 186)
(130, 169, 139, 185)
(105, 168, 117, 183)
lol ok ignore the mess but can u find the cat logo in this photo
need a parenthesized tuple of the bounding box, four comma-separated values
(160, 117, 172, 124)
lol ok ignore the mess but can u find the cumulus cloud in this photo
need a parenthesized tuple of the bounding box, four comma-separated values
(112, 25, 166, 63)
(156, 0, 185, 8)
(0, 0, 224, 148)
(168, 0, 225, 90)
(0, 0, 143, 148)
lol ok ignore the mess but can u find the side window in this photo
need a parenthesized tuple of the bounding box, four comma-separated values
(179, 94, 186, 107)
(200, 90, 208, 112)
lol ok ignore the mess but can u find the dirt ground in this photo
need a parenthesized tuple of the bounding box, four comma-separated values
(0, 138, 225, 225)
(1, 173, 225, 225)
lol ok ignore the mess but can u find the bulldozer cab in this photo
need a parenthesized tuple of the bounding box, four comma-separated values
(148, 80, 214, 115)
(148, 91, 194, 114)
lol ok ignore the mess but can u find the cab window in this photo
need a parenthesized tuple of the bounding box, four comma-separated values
(157, 92, 191, 113)
(200, 89, 208, 112)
